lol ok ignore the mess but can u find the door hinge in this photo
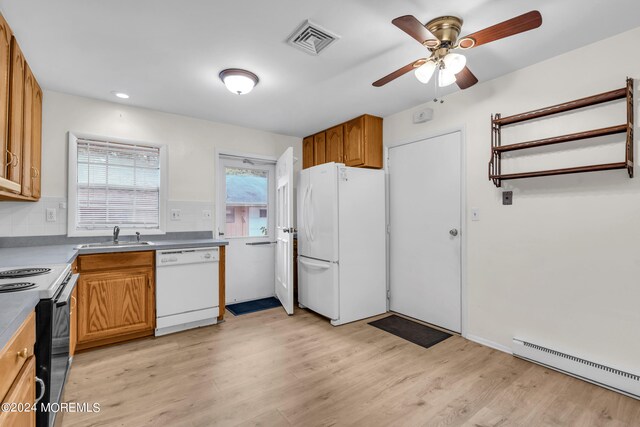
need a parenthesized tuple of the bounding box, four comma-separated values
(386, 224, 391, 234)
(386, 289, 391, 300)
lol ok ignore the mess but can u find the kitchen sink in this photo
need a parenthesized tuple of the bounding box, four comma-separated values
(74, 241, 155, 249)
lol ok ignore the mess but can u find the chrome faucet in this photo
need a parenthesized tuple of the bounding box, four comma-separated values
(136, 232, 141, 242)
(113, 226, 120, 244)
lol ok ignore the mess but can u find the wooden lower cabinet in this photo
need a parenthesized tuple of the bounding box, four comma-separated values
(0, 356, 35, 427)
(0, 311, 35, 427)
(76, 252, 155, 351)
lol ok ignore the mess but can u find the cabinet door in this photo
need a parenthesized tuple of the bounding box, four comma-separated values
(77, 267, 155, 347)
(313, 132, 326, 165)
(30, 81, 42, 199)
(302, 136, 314, 169)
(0, 355, 35, 427)
(7, 37, 24, 187)
(325, 125, 343, 163)
(20, 65, 33, 197)
(0, 15, 11, 180)
(70, 285, 77, 356)
(344, 116, 365, 167)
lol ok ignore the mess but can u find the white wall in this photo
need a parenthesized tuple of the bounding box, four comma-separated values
(384, 26, 640, 374)
(0, 90, 301, 236)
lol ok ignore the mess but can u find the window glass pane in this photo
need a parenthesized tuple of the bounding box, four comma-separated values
(225, 167, 268, 237)
(75, 139, 161, 230)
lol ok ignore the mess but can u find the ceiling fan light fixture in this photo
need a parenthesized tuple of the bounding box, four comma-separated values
(438, 68, 457, 87)
(219, 68, 259, 95)
(443, 53, 467, 74)
(414, 61, 436, 84)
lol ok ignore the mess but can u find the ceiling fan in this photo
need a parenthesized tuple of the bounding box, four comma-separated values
(373, 10, 542, 90)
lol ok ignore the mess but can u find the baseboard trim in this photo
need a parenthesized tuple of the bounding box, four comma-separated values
(465, 333, 512, 354)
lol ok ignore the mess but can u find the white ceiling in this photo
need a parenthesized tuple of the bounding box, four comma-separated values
(1, 0, 639, 137)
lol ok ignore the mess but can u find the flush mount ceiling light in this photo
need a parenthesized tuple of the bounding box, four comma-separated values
(219, 69, 259, 95)
(111, 91, 130, 99)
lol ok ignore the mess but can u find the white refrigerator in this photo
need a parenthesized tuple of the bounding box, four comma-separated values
(297, 162, 386, 326)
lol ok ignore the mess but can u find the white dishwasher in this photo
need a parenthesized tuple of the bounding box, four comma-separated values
(155, 247, 219, 336)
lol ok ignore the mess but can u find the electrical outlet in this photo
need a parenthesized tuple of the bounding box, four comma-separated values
(471, 208, 480, 221)
(46, 208, 57, 222)
(502, 191, 513, 205)
(202, 210, 212, 219)
(170, 209, 182, 221)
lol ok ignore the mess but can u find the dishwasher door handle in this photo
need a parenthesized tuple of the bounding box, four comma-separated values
(246, 241, 276, 246)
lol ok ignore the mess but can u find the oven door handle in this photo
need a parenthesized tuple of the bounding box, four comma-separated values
(55, 274, 79, 307)
(35, 376, 45, 404)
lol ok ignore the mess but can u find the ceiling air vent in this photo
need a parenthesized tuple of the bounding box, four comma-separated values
(286, 20, 340, 56)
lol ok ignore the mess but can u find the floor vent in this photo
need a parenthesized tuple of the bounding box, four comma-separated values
(286, 20, 339, 56)
(513, 338, 639, 400)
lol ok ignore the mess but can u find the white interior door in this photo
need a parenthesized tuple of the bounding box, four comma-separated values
(217, 155, 276, 304)
(275, 148, 294, 314)
(389, 131, 462, 332)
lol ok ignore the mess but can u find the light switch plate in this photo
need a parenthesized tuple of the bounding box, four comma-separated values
(471, 208, 480, 221)
(170, 209, 182, 220)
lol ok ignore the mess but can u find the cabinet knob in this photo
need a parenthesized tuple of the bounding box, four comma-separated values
(17, 347, 28, 358)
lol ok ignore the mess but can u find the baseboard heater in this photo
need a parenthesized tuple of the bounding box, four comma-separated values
(512, 338, 640, 400)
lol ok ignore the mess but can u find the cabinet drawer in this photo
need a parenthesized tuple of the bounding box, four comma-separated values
(78, 250, 154, 272)
(0, 355, 36, 426)
(0, 311, 35, 403)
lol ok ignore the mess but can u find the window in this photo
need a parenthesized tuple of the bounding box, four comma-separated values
(68, 134, 166, 236)
(224, 167, 269, 237)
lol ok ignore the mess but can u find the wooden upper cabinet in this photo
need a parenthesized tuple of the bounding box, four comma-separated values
(313, 132, 326, 165)
(302, 114, 382, 170)
(21, 65, 34, 198)
(0, 14, 11, 181)
(302, 136, 314, 169)
(325, 125, 343, 163)
(0, 12, 43, 201)
(30, 81, 42, 199)
(7, 37, 24, 188)
(344, 114, 383, 169)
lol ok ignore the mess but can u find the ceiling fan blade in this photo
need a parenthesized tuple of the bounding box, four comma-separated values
(373, 60, 424, 87)
(462, 10, 542, 48)
(455, 66, 478, 89)
(392, 15, 435, 45)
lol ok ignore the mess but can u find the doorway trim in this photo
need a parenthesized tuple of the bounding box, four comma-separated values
(385, 126, 468, 338)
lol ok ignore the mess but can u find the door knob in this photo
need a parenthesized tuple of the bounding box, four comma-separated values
(449, 228, 459, 237)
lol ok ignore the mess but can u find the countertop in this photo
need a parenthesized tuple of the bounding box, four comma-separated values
(0, 238, 228, 268)
(0, 291, 39, 351)
(0, 238, 228, 350)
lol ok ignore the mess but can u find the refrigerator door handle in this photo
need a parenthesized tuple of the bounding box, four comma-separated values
(299, 257, 331, 269)
(308, 184, 315, 241)
(303, 185, 311, 243)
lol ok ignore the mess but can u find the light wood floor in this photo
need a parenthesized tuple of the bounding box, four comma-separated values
(61, 308, 640, 427)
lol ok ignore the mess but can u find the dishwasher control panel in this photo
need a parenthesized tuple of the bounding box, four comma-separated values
(156, 247, 220, 265)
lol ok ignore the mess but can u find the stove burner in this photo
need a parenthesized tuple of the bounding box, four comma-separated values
(0, 267, 52, 279)
(0, 282, 37, 293)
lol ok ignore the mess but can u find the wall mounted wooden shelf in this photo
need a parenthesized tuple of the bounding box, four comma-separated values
(489, 78, 634, 187)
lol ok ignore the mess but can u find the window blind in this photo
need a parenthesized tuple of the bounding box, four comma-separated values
(76, 138, 161, 230)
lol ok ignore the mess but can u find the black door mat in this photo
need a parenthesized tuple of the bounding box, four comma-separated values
(226, 297, 281, 316)
(369, 315, 451, 349)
